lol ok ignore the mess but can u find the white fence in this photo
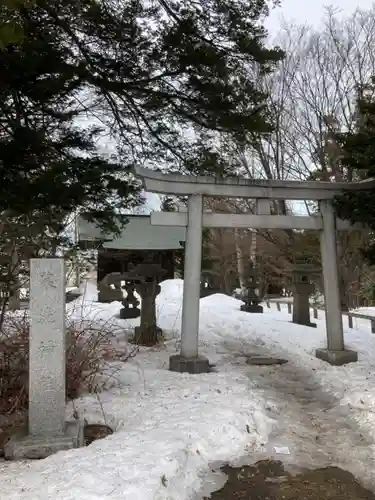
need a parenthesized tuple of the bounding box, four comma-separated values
(265, 299, 375, 333)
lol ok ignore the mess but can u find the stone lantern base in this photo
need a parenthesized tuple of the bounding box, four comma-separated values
(291, 319, 317, 328)
(241, 303, 264, 313)
(120, 307, 141, 319)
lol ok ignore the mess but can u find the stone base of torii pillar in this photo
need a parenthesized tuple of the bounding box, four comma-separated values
(315, 348, 358, 366)
(169, 354, 210, 374)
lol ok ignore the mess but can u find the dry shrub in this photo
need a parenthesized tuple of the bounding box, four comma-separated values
(0, 314, 28, 416)
(0, 310, 135, 417)
(65, 321, 112, 399)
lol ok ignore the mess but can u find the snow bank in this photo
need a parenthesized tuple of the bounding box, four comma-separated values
(0, 279, 273, 500)
(1, 370, 271, 500)
(3, 279, 375, 498)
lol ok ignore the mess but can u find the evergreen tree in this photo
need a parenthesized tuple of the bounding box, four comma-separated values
(0, 0, 141, 233)
(333, 80, 375, 262)
(0, 0, 29, 49)
(160, 196, 177, 212)
(1, 0, 283, 228)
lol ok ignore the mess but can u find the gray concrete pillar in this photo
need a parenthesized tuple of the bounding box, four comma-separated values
(169, 194, 210, 373)
(181, 194, 203, 357)
(319, 200, 343, 350)
(316, 200, 357, 365)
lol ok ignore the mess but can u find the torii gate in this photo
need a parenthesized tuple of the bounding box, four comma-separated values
(134, 166, 372, 374)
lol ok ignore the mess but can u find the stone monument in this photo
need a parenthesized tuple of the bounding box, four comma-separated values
(240, 261, 263, 313)
(5, 258, 84, 460)
(291, 263, 319, 328)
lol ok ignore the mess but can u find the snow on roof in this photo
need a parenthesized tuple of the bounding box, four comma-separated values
(78, 214, 186, 250)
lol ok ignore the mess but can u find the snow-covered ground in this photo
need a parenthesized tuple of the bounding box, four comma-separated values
(2, 279, 375, 499)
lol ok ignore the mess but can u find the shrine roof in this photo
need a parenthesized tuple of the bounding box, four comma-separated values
(78, 214, 186, 250)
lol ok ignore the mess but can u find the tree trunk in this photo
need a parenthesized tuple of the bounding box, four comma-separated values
(250, 230, 256, 264)
(234, 229, 246, 289)
(8, 247, 20, 311)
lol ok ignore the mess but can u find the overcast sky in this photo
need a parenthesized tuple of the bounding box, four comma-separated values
(266, 0, 374, 32)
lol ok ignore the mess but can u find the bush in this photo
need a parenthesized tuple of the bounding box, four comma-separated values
(0, 310, 129, 417)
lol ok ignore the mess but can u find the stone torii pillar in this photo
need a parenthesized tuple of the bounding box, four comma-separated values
(315, 200, 358, 365)
(169, 194, 210, 374)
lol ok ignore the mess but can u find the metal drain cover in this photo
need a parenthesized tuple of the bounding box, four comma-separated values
(246, 356, 288, 366)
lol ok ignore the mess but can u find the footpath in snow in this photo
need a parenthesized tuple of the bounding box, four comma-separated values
(1, 279, 375, 499)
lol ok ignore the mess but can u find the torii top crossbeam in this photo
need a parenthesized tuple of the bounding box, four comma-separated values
(133, 166, 375, 200)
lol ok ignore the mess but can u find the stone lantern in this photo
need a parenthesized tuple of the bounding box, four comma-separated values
(119, 280, 140, 319)
(240, 261, 263, 313)
(124, 262, 166, 345)
(291, 263, 320, 327)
